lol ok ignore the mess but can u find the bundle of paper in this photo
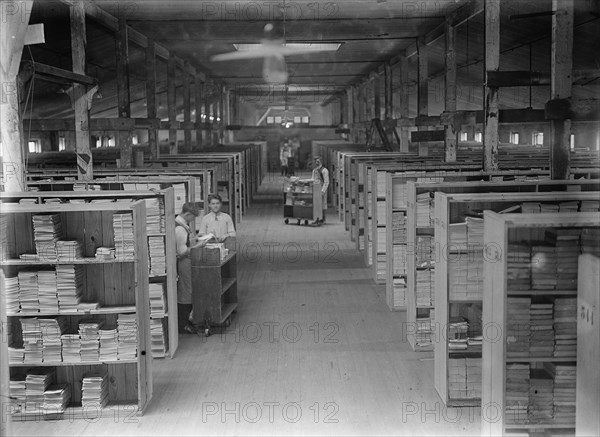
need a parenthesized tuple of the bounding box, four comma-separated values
(544, 362, 576, 424)
(117, 313, 138, 360)
(32, 214, 63, 261)
(21, 318, 43, 363)
(113, 213, 135, 261)
(151, 319, 166, 358)
(56, 240, 83, 261)
(416, 193, 433, 227)
(39, 317, 67, 362)
(391, 211, 406, 243)
(553, 297, 577, 358)
(546, 229, 581, 290)
(558, 201, 579, 213)
(581, 228, 600, 256)
(376, 227, 387, 253)
(580, 200, 600, 212)
(95, 247, 115, 260)
(529, 299, 554, 358)
(79, 319, 104, 362)
(531, 244, 557, 290)
(173, 184, 186, 213)
(82, 372, 109, 408)
(449, 257, 468, 300)
(448, 358, 467, 399)
(9, 346, 25, 364)
(416, 269, 434, 307)
(507, 243, 531, 291)
(99, 327, 118, 361)
(37, 270, 58, 313)
(505, 363, 530, 424)
(3, 271, 20, 313)
(528, 369, 554, 421)
(415, 316, 433, 347)
(506, 297, 531, 358)
(466, 217, 484, 250)
(25, 368, 55, 413)
(56, 265, 83, 310)
(42, 384, 71, 413)
(10, 376, 26, 412)
(145, 198, 162, 234)
(466, 358, 482, 399)
(392, 277, 406, 308)
(521, 202, 541, 214)
(18, 270, 39, 313)
(148, 237, 166, 276)
(449, 222, 467, 251)
(540, 203, 559, 213)
(392, 245, 407, 275)
(149, 283, 166, 316)
(61, 334, 81, 363)
(416, 236, 434, 267)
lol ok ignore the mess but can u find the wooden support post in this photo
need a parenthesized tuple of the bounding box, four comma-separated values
(195, 74, 204, 149)
(167, 55, 177, 154)
(339, 93, 346, 124)
(183, 62, 192, 151)
(204, 80, 212, 146)
(145, 38, 158, 159)
(363, 81, 369, 122)
(444, 21, 457, 162)
(1, 1, 33, 192)
(373, 74, 381, 120)
(398, 56, 410, 152)
(115, 17, 132, 168)
(71, 2, 95, 178)
(219, 84, 225, 143)
(550, 0, 574, 179)
(483, 0, 500, 171)
(385, 62, 393, 119)
(417, 37, 429, 156)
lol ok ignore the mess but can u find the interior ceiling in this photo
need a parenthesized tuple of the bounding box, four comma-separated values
(21, 0, 600, 119)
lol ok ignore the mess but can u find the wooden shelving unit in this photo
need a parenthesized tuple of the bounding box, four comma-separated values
(1, 189, 178, 359)
(481, 211, 600, 436)
(2, 201, 153, 420)
(434, 190, 600, 408)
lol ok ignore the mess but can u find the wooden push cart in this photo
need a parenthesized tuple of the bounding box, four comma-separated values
(283, 178, 323, 226)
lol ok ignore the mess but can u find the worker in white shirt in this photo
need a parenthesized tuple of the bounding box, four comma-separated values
(175, 202, 205, 334)
(312, 156, 330, 225)
(198, 194, 236, 242)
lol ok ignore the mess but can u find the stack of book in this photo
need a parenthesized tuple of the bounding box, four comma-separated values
(113, 213, 135, 261)
(145, 198, 163, 234)
(521, 202, 541, 214)
(580, 200, 600, 212)
(9, 346, 25, 364)
(449, 257, 468, 300)
(99, 326, 118, 361)
(18, 270, 39, 313)
(151, 319, 166, 358)
(448, 317, 468, 350)
(466, 217, 484, 250)
(544, 362, 576, 424)
(553, 297, 577, 358)
(32, 214, 63, 261)
(82, 372, 109, 408)
(61, 334, 81, 362)
(558, 201, 579, 213)
(416, 269, 434, 307)
(376, 254, 386, 280)
(43, 384, 70, 413)
(528, 369, 554, 422)
(416, 193, 432, 227)
(21, 318, 43, 363)
(546, 229, 581, 290)
(79, 320, 104, 361)
(449, 222, 467, 252)
(376, 227, 387, 253)
(39, 317, 67, 362)
(581, 228, 600, 256)
(531, 243, 557, 290)
(25, 368, 55, 413)
(56, 265, 83, 310)
(467, 255, 483, 300)
(391, 212, 406, 243)
(505, 363, 530, 424)
(37, 270, 58, 313)
(391, 183, 407, 209)
(392, 277, 406, 308)
(9, 376, 26, 412)
(529, 299, 554, 358)
(465, 358, 482, 399)
(416, 236, 433, 268)
(56, 241, 83, 261)
(415, 315, 433, 348)
(540, 203, 560, 213)
(507, 243, 531, 291)
(117, 313, 138, 360)
(392, 245, 407, 275)
(448, 358, 467, 399)
(506, 297, 531, 358)
(149, 283, 166, 316)
(3, 271, 20, 313)
(95, 247, 115, 260)
(148, 237, 166, 276)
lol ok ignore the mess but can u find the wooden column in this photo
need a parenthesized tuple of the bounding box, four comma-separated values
(398, 56, 410, 152)
(219, 84, 225, 143)
(183, 62, 192, 151)
(444, 21, 458, 162)
(483, 0, 500, 171)
(1, 1, 33, 192)
(115, 17, 132, 168)
(550, 0, 574, 179)
(195, 74, 204, 149)
(363, 81, 369, 121)
(145, 39, 158, 159)
(70, 2, 95, 178)
(339, 93, 346, 124)
(373, 74, 381, 119)
(417, 37, 429, 155)
(384, 62, 393, 119)
(167, 55, 177, 154)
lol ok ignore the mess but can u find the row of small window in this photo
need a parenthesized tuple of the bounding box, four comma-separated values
(459, 131, 575, 148)
(22, 135, 140, 154)
(266, 116, 310, 125)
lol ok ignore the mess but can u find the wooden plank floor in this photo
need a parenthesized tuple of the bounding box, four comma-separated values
(12, 173, 482, 436)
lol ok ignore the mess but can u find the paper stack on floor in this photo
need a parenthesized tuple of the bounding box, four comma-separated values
(506, 297, 531, 358)
(580, 200, 600, 212)
(82, 372, 109, 408)
(553, 297, 577, 358)
(505, 363, 530, 424)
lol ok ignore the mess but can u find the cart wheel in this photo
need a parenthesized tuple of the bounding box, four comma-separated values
(284, 218, 289, 224)
(304, 220, 309, 226)
(204, 328, 211, 337)
(297, 219, 301, 225)
(225, 317, 231, 327)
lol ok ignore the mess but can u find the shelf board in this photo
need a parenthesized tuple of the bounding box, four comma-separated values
(10, 359, 138, 367)
(504, 424, 575, 430)
(449, 299, 482, 304)
(447, 398, 480, 407)
(147, 233, 166, 237)
(221, 277, 237, 295)
(507, 289, 577, 296)
(149, 274, 167, 279)
(10, 401, 139, 421)
(7, 305, 136, 316)
(219, 303, 238, 324)
(1, 258, 134, 266)
(506, 356, 576, 363)
(449, 349, 482, 357)
(416, 305, 435, 309)
(150, 312, 167, 319)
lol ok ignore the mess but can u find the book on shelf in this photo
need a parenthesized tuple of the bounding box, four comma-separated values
(24, 368, 55, 413)
(117, 313, 138, 360)
(79, 319, 105, 362)
(82, 372, 109, 408)
(113, 213, 135, 261)
(151, 319, 167, 358)
(56, 265, 83, 310)
(32, 214, 63, 260)
(505, 363, 530, 425)
(56, 241, 83, 261)
(99, 326, 118, 361)
(3, 271, 21, 313)
(148, 236, 166, 276)
(149, 283, 166, 315)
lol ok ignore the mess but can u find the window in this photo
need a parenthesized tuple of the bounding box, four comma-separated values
(570, 134, 575, 150)
(532, 131, 544, 145)
(509, 132, 519, 145)
(28, 140, 41, 153)
(274, 116, 282, 124)
(266, 116, 274, 125)
(459, 132, 468, 142)
(474, 131, 482, 143)
(96, 137, 102, 148)
(294, 116, 301, 124)
(107, 137, 115, 148)
(132, 135, 138, 145)
(58, 137, 66, 151)
(301, 116, 309, 124)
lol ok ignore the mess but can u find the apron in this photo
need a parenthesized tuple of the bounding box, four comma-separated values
(176, 221, 194, 305)
(313, 167, 329, 210)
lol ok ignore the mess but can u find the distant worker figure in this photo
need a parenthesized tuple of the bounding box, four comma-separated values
(311, 156, 329, 225)
(280, 142, 290, 177)
(198, 194, 236, 242)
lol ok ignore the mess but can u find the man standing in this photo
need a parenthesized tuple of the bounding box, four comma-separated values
(198, 194, 236, 242)
(175, 202, 205, 334)
(312, 156, 329, 225)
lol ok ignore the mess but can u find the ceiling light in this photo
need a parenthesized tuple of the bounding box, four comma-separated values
(233, 42, 342, 52)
